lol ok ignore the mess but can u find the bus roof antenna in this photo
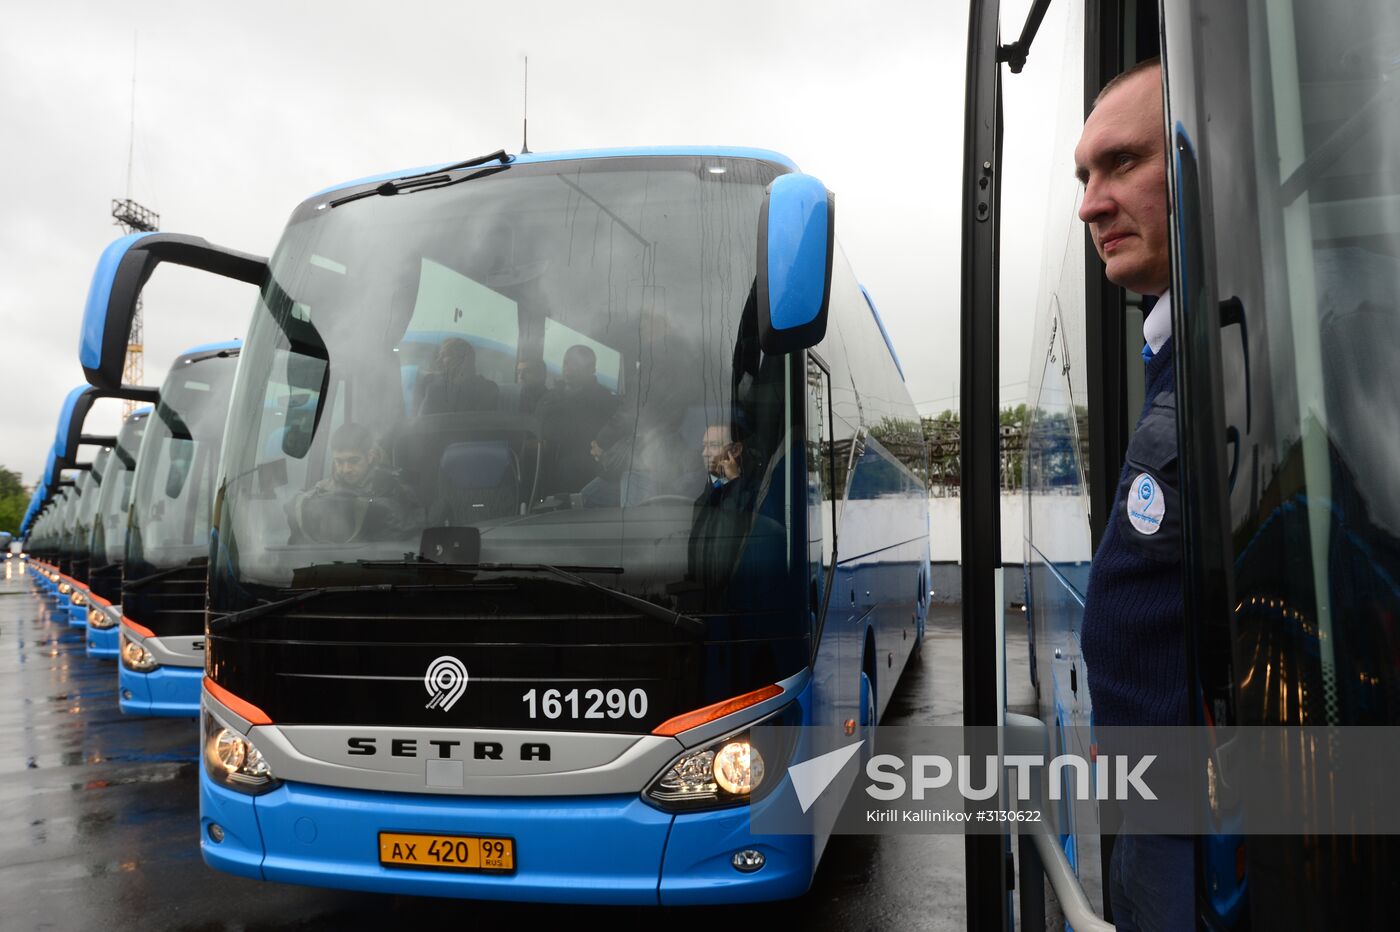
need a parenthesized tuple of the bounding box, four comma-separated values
(521, 55, 531, 155)
(126, 33, 137, 199)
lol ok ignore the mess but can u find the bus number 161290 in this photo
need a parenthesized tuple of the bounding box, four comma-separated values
(521, 688, 648, 720)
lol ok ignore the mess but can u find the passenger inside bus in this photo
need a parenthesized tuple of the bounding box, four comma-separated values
(537, 344, 618, 496)
(287, 422, 421, 543)
(580, 397, 698, 508)
(412, 337, 500, 416)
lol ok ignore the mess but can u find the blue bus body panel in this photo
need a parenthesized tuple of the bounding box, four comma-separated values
(1205, 829, 1247, 925)
(202, 778, 675, 904)
(86, 623, 119, 659)
(201, 779, 267, 880)
(308, 147, 800, 199)
(657, 800, 815, 905)
(179, 338, 242, 357)
(80, 233, 156, 371)
(120, 664, 202, 717)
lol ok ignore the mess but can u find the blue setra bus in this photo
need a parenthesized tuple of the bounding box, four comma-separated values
(117, 342, 241, 716)
(83, 407, 151, 658)
(82, 146, 930, 904)
(44, 384, 133, 640)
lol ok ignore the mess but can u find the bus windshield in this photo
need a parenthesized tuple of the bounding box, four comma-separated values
(216, 155, 795, 614)
(128, 353, 239, 578)
(93, 413, 147, 567)
(74, 448, 109, 540)
(58, 481, 84, 562)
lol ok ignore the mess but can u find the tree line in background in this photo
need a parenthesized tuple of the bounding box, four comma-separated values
(869, 404, 1089, 496)
(0, 467, 28, 535)
(0, 402, 1092, 536)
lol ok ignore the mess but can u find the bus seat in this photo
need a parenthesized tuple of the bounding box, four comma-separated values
(437, 441, 519, 523)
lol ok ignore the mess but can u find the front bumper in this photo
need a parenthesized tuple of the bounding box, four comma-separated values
(120, 664, 202, 717)
(86, 623, 120, 659)
(200, 777, 815, 905)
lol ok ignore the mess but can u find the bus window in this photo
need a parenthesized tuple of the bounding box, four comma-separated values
(542, 317, 622, 393)
(398, 257, 521, 410)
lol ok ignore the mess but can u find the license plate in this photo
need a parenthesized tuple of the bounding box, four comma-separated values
(378, 832, 515, 872)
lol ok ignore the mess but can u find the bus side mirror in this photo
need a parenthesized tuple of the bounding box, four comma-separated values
(51, 384, 146, 468)
(758, 173, 835, 355)
(80, 232, 268, 390)
(52, 386, 99, 468)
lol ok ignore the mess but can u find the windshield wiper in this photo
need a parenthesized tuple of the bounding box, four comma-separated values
(209, 564, 706, 639)
(122, 560, 208, 593)
(328, 150, 512, 208)
(211, 579, 531, 635)
(359, 560, 621, 575)
(446, 562, 706, 639)
(209, 584, 375, 635)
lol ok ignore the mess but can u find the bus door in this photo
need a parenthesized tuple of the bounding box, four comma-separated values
(806, 351, 837, 649)
(1166, 0, 1400, 926)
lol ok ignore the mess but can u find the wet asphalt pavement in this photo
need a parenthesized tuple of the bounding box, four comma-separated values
(0, 561, 1037, 931)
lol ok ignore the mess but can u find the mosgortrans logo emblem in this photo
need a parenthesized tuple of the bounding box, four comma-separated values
(1127, 471, 1164, 535)
(424, 655, 469, 711)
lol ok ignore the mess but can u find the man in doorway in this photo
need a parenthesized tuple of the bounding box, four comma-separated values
(683, 420, 757, 605)
(1074, 57, 1193, 932)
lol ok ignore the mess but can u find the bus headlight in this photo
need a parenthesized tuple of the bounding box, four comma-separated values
(58, 582, 73, 595)
(88, 607, 117, 629)
(713, 740, 765, 795)
(645, 701, 797, 811)
(120, 632, 159, 672)
(70, 591, 86, 607)
(202, 711, 278, 795)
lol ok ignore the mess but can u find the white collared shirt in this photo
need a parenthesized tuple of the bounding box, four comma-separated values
(1143, 287, 1173, 356)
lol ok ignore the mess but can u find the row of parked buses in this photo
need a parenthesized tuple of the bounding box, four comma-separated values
(21, 342, 240, 715)
(14, 146, 934, 905)
(19, 0, 1391, 920)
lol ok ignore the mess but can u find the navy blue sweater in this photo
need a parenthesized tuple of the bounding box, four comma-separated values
(1081, 338, 1189, 727)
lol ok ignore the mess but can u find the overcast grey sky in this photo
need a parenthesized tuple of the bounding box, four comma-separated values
(0, 0, 1071, 488)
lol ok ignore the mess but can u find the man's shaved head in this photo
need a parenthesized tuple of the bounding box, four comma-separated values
(1074, 61, 1171, 296)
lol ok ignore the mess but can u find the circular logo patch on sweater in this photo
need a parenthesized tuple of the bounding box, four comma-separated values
(1127, 472, 1165, 535)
